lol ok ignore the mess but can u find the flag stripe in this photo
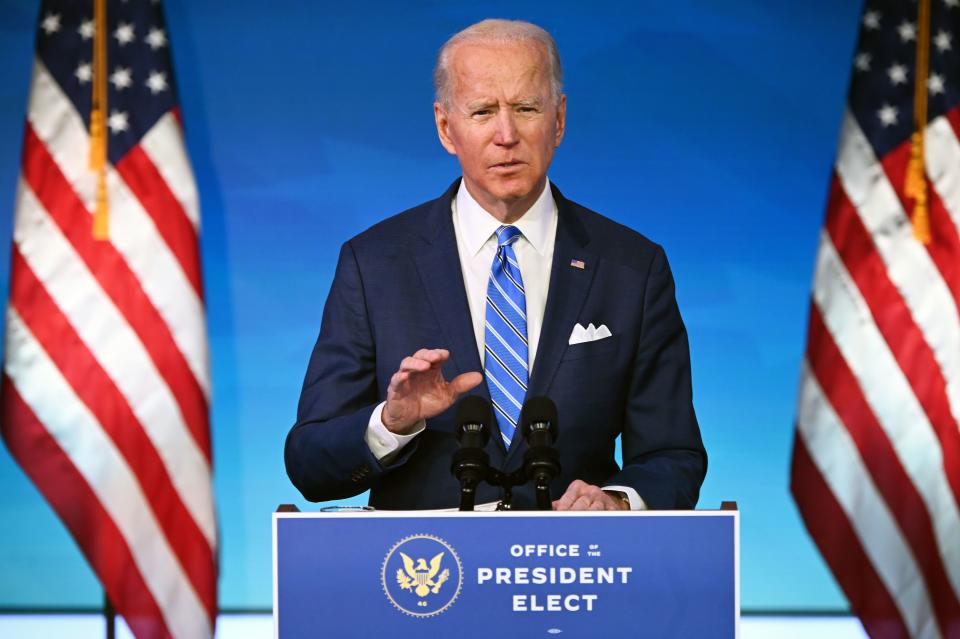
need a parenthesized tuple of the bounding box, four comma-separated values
(107, 163, 211, 393)
(139, 111, 201, 229)
(6, 9, 216, 637)
(8, 246, 217, 618)
(805, 304, 960, 631)
(796, 363, 940, 639)
(921, 109, 960, 230)
(812, 231, 960, 586)
(4, 308, 211, 639)
(826, 170, 960, 544)
(793, 7, 960, 636)
(881, 132, 960, 323)
(948, 99, 960, 130)
(20, 124, 212, 462)
(25, 60, 97, 206)
(1, 378, 174, 639)
(26, 60, 211, 399)
(835, 112, 960, 508)
(13, 180, 216, 546)
(791, 433, 912, 639)
(116, 145, 203, 297)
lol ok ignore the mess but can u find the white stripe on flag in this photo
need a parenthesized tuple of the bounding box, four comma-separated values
(4, 308, 211, 639)
(836, 110, 960, 426)
(926, 115, 960, 245)
(140, 111, 201, 229)
(14, 180, 216, 547)
(797, 361, 940, 639)
(812, 231, 960, 597)
(26, 60, 211, 399)
(25, 60, 96, 208)
(105, 166, 211, 397)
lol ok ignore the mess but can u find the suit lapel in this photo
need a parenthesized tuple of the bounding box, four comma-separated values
(505, 185, 596, 466)
(412, 181, 507, 462)
(415, 181, 596, 468)
(413, 180, 487, 388)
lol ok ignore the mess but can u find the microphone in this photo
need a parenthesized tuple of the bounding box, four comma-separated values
(450, 395, 492, 511)
(520, 396, 561, 511)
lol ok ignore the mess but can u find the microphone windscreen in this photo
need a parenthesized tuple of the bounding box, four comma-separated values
(455, 395, 492, 428)
(520, 396, 558, 435)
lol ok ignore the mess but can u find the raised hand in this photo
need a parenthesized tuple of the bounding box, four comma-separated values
(382, 348, 483, 434)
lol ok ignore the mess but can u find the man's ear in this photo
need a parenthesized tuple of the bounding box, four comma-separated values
(434, 102, 458, 156)
(554, 94, 567, 148)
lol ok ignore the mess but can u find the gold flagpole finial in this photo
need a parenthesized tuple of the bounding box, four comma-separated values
(89, 0, 109, 241)
(905, 0, 932, 244)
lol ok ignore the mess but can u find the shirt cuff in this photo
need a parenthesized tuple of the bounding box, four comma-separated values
(603, 485, 648, 511)
(365, 401, 425, 461)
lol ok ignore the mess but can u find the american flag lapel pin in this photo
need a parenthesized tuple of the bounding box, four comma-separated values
(570, 259, 585, 270)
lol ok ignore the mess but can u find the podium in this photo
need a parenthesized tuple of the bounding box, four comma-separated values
(273, 507, 739, 638)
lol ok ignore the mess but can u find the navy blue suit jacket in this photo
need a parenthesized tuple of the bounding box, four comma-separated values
(285, 181, 706, 509)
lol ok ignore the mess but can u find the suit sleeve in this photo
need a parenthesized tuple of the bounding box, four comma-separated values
(284, 241, 419, 502)
(605, 245, 707, 509)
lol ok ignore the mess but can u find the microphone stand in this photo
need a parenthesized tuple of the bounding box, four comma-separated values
(524, 423, 561, 511)
(459, 480, 477, 512)
(450, 396, 562, 511)
(452, 444, 490, 512)
(533, 475, 552, 511)
(484, 467, 528, 510)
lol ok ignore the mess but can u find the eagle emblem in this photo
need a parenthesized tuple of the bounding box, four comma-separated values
(396, 551, 450, 598)
(382, 534, 462, 617)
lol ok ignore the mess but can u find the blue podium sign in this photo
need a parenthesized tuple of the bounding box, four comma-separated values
(273, 511, 739, 638)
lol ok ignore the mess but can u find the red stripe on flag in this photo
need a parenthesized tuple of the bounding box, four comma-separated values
(8, 247, 217, 620)
(791, 433, 910, 639)
(0, 378, 174, 639)
(805, 304, 960, 634)
(116, 144, 203, 297)
(825, 174, 960, 511)
(20, 125, 211, 461)
(880, 140, 960, 316)
(946, 105, 960, 148)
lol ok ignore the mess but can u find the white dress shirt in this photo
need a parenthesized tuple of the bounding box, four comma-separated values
(453, 177, 557, 368)
(363, 179, 645, 509)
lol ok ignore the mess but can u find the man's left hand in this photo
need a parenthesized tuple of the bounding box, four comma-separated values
(552, 479, 628, 511)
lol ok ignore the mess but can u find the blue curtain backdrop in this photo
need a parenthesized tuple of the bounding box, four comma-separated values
(0, 0, 862, 611)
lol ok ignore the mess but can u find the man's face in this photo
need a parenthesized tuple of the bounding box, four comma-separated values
(434, 41, 566, 219)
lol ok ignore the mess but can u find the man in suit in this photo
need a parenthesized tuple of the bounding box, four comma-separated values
(285, 19, 706, 510)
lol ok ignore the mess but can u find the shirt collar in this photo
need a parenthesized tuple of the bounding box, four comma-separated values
(455, 178, 556, 257)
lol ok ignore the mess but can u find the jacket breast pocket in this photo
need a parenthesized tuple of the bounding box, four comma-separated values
(560, 334, 621, 362)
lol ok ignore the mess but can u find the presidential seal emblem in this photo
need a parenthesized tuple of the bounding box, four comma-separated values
(381, 534, 463, 617)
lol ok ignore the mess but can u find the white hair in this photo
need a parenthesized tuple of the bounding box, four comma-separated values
(433, 19, 564, 108)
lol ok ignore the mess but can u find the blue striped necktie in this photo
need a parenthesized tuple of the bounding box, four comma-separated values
(484, 225, 528, 447)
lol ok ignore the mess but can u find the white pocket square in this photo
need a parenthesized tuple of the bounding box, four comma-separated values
(568, 322, 613, 345)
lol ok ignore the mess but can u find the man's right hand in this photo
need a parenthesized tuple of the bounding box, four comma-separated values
(382, 349, 483, 434)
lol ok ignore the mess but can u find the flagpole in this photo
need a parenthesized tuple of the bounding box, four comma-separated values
(104, 592, 116, 639)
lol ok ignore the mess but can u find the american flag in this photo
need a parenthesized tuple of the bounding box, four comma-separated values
(791, 1, 960, 638)
(1, 1, 216, 637)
